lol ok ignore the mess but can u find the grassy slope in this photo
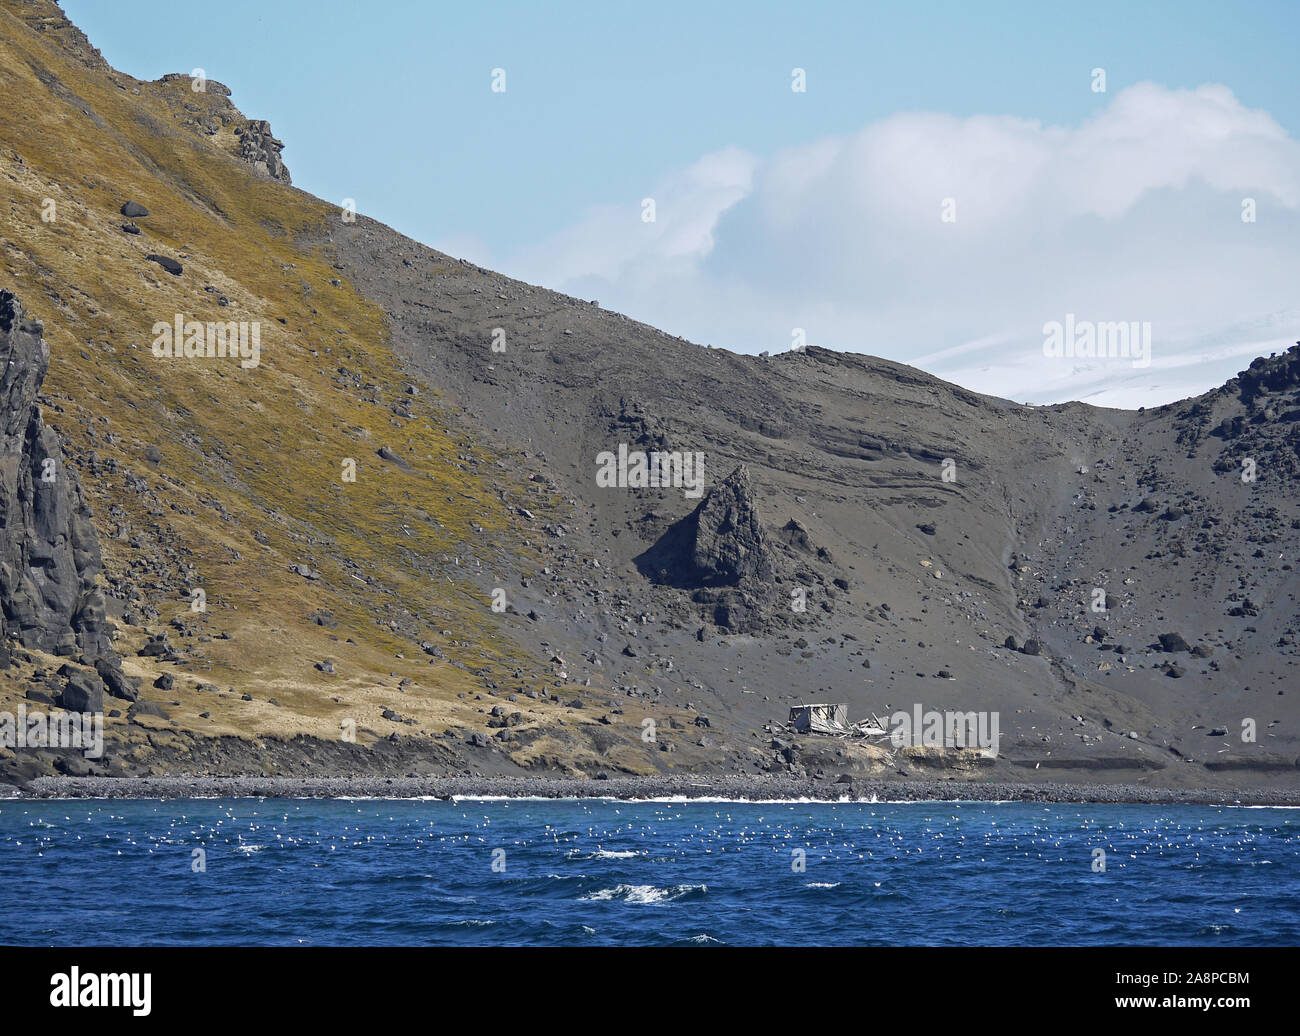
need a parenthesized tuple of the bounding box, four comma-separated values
(0, 0, 587, 767)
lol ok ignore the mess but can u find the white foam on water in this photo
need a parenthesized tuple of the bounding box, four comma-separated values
(581, 883, 707, 904)
(565, 848, 640, 860)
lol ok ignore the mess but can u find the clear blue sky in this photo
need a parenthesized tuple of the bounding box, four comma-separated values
(62, 0, 1300, 265)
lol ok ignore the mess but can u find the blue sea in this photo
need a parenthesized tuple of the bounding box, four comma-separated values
(1, 799, 1296, 946)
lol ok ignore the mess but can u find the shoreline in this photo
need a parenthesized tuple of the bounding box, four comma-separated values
(4, 774, 1298, 806)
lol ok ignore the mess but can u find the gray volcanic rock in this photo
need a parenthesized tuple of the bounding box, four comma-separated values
(144, 253, 182, 276)
(636, 465, 778, 632)
(59, 667, 104, 713)
(96, 657, 140, 701)
(148, 72, 291, 183)
(1158, 632, 1191, 653)
(777, 518, 814, 553)
(638, 465, 773, 589)
(689, 465, 774, 586)
(238, 119, 291, 183)
(1204, 345, 1300, 482)
(1232, 345, 1300, 406)
(0, 291, 118, 673)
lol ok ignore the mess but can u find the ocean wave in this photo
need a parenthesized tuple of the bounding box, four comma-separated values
(567, 848, 640, 860)
(580, 883, 708, 904)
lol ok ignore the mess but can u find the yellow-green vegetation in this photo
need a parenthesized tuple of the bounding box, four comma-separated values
(0, 0, 563, 757)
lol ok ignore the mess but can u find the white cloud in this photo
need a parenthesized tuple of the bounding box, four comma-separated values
(512, 147, 757, 289)
(504, 83, 1300, 406)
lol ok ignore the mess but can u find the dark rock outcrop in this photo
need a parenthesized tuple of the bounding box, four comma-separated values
(1158, 632, 1191, 653)
(777, 518, 814, 553)
(96, 657, 140, 701)
(150, 73, 291, 183)
(638, 465, 773, 588)
(1191, 342, 1300, 483)
(636, 465, 779, 631)
(58, 666, 104, 713)
(144, 254, 182, 276)
(693, 467, 774, 585)
(1230, 343, 1300, 407)
(0, 291, 119, 674)
(237, 119, 291, 184)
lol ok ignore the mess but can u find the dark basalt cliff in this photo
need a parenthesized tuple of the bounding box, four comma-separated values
(0, 291, 116, 671)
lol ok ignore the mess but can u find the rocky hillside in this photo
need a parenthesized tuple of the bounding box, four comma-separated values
(0, 0, 610, 783)
(0, 0, 1295, 792)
